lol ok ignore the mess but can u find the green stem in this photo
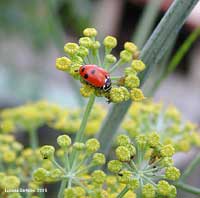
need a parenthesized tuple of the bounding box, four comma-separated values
(109, 59, 123, 73)
(58, 178, 68, 198)
(29, 127, 38, 150)
(116, 186, 129, 198)
(75, 94, 96, 142)
(51, 158, 66, 174)
(69, 94, 95, 170)
(181, 153, 200, 181)
(97, 0, 199, 156)
(175, 182, 200, 195)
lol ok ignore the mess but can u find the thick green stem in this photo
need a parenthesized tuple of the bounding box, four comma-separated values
(97, 0, 199, 155)
(116, 186, 129, 198)
(58, 179, 68, 198)
(181, 153, 200, 181)
(29, 128, 39, 150)
(175, 182, 200, 195)
(133, 0, 164, 48)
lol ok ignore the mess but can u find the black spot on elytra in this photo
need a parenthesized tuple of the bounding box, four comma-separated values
(91, 69, 96, 74)
(84, 74, 89, 79)
(81, 67, 85, 72)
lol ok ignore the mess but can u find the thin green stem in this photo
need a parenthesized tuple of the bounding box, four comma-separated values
(75, 94, 96, 142)
(51, 158, 66, 174)
(130, 160, 138, 171)
(116, 186, 129, 198)
(70, 94, 95, 170)
(109, 59, 123, 73)
(175, 182, 200, 195)
(181, 153, 200, 181)
(58, 178, 68, 198)
(29, 127, 38, 150)
(64, 150, 70, 171)
(142, 175, 157, 187)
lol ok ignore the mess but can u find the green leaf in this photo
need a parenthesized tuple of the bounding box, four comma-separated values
(97, 0, 199, 154)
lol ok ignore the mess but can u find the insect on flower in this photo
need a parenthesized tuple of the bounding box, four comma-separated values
(79, 64, 112, 91)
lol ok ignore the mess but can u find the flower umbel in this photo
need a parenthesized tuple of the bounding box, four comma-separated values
(55, 27, 146, 103)
(108, 134, 180, 197)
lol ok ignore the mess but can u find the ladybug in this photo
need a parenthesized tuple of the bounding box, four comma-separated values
(79, 64, 112, 91)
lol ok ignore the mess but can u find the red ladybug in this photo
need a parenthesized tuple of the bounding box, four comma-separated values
(79, 64, 112, 91)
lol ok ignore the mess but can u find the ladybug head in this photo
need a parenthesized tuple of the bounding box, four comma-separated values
(103, 77, 112, 91)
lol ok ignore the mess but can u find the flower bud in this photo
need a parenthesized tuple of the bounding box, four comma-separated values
(86, 138, 100, 153)
(125, 75, 140, 88)
(83, 28, 98, 37)
(33, 168, 48, 182)
(77, 46, 89, 58)
(79, 37, 92, 48)
(40, 145, 55, 160)
(56, 57, 71, 71)
(165, 167, 180, 181)
(157, 180, 171, 196)
(120, 50, 132, 63)
(117, 170, 131, 184)
(128, 178, 139, 190)
(109, 87, 126, 103)
(92, 153, 106, 165)
(49, 168, 63, 181)
(3, 150, 16, 163)
(130, 88, 145, 101)
(116, 146, 131, 162)
(80, 84, 95, 97)
(57, 135, 71, 148)
(160, 157, 174, 167)
(108, 160, 122, 173)
(92, 170, 106, 184)
(147, 132, 160, 147)
(64, 43, 79, 56)
(160, 144, 175, 157)
(74, 187, 86, 197)
(124, 67, 137, 76)
(135, 134, 146, 147)
(124, 42, 138, 54)
(64, 188, 75, 198)
(120, 87, 130, 101)
(170, 185, 177, 198)
(126, 144, 136, 157)
(105, 54, 117, 65)
(131, 60, 146, 72)
(91, 41, 101, 49)
(73, 142, 85, 150)
(71, 56, 83, 64)
(103, 36, 117, 49)
(116, 135, 130, 146)
(142, 184, 155, 198)
(1, 176, 20, 190)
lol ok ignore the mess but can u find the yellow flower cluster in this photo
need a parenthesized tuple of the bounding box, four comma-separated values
(55, 27, 146, 103)
(122, 101, 200, 152)
(0, 101, 106, 137)
(108, 134, 180, 197)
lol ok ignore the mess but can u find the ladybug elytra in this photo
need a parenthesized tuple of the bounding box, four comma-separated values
(79, 64, 111, 91)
